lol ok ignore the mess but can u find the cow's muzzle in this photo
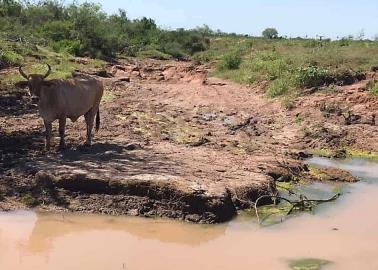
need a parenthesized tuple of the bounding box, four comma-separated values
(31, 96, 39, 104)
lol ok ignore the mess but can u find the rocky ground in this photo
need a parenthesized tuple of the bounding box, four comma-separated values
(0, 58, 371, 223)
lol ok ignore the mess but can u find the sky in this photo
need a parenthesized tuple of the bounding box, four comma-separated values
(87, 0, 378, 39)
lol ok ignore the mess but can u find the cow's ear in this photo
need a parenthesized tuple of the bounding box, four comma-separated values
(15, 81, 29, 89)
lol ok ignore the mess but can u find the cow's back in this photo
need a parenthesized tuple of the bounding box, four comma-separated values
(39, 78, 103, 121)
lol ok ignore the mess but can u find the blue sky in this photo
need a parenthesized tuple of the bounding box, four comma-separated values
(88, 0, 378, 39)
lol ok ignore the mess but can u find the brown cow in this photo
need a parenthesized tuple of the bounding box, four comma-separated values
(18, 64, 104, 150)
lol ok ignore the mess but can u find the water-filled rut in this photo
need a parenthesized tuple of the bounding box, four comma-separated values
(1, 158, 378, 270)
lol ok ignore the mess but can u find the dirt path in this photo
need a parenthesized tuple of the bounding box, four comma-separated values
(0, 59, 372, 223)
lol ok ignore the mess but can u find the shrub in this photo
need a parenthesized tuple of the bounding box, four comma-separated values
(267, 78, 292, 98)
(218, 52, 242, 70)
(0, 50, 23, 68)
(249, 52, 292, 81)
(161, 42, 187, 59)
(296, 65, 332, 88)
(51, 39, 81, 55)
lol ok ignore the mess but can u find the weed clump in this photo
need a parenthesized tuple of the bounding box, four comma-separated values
(218, 52, 242, 70)
(21, 194, 40, 207)
(0, 50, 23, 68)
(368, 81, 378, 95)
(296, 66, 331, 88)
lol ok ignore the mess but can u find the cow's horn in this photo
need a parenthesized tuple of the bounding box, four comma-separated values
(19, 66, 29, 80)
(43, 64, 52, 79)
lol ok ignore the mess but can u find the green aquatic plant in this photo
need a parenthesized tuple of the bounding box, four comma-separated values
(345, 148, 378, 160)
(288, 258, 332, 270)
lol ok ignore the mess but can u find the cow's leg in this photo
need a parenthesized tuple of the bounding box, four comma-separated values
(84, 110, 95, 146)
(58, 117, 66, 150)
(44, 120, 52, 151)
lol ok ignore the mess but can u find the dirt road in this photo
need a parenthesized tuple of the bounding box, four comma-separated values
(0, 59, 374, 223)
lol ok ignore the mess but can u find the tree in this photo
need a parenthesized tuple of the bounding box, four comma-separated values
(262, 28, 278, 39)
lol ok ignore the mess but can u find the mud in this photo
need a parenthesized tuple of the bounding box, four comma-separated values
(2, 156, 378, 270)
(1, 59, 376, 223)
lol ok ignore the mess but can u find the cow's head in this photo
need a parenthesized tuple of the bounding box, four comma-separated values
(17, 64, 52, 98)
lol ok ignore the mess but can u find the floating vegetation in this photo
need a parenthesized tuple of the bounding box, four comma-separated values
(288, 258, 332, 270)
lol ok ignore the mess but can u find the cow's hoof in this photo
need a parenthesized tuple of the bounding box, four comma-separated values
(84, 141, 92, 147)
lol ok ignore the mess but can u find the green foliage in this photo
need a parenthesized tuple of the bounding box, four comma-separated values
(0, 1, 212, 60)
(0, 50, 23, 68)
(138, 49, 171, 60)
(369, 81, 378, 95)
(204, 35, 378, 99)
(267, 78, 292, 98)
(20, 194, 39, 207)
(296, 66, 331, 88)
(262, 28, 279, 39)
(218, 52, 242, 70)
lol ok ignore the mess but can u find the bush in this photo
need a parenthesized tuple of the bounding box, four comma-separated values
(0, 50, 23, 68)
(51, 39, 81, 55)
(138, 49, 171, 60)
(219, 52, 242, 70)
(250, 52, 291, 80)
(161, 41, 187, 59)
(296, 66, 332, 88)
(267, 78, 292, 98)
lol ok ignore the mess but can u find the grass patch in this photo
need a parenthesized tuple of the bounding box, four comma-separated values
(199, 37, 378, 99)
(1, 42, 106, 84)
(308, 166, 332, 181)
(345, 148, 378, 160)
(101, 91, 116, 104)
(20, 194, 39, 207)
(218, 51, 242, 70)
(137, 49, 172, 60)
(311, 148, 335, 158)
(368, 81, 378, 95)
(0, 50, 24, 68)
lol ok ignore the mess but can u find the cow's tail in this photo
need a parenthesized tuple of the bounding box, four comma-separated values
(95, 109, 100, 132)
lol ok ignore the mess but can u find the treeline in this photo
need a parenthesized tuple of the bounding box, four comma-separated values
(0, 0, 217, 59)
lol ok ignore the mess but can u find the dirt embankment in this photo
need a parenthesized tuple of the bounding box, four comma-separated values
(0, 59, 371, 223)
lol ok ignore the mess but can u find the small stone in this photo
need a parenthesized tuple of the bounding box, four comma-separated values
(127, 209, 139, 216)
(125, 143, 143, 151)
(118, 77, 130, 82)
(185, 214, 202, 223)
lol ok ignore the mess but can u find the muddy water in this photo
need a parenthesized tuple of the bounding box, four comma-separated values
(1, 158, 378, 270)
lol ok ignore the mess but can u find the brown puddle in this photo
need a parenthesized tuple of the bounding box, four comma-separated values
(1, 158, 378, 270)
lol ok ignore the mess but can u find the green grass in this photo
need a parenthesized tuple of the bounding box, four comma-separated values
(196, 37, 378, 99)
(311, 147, 378, 160)
(345, 148, 378, 160)
(20, 194, 40, 207)
(137, 49, 172, 60)
(368, 81, 378, 95)
(311, 148, 335, 158)
(1, 40, 106, 84)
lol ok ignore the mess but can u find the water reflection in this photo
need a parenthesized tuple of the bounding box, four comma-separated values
(28, 212, 227, 251)
(1, 158, 378, 270)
